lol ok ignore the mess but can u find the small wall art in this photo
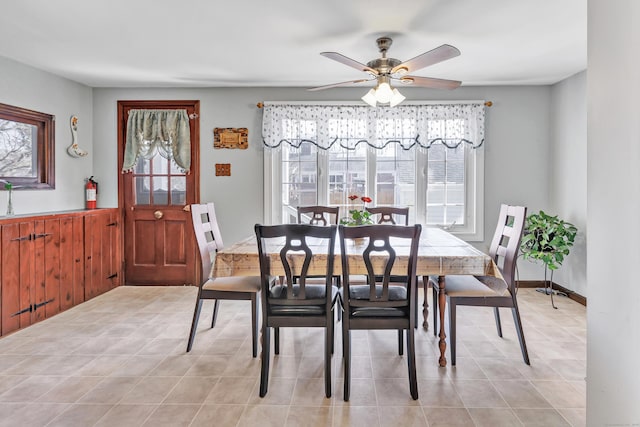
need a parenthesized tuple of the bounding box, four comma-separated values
(67, 115, 88, 157)
(215, 163, 231, 176)
(214, 127, 248, 149)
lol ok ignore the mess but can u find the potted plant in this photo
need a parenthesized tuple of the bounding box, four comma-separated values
(520, 210, 577, 308)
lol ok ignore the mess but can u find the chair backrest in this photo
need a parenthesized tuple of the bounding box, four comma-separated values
(489, 204, 527, 292)
(297, 206, 340, 226)
(255, 223, 337, 308)
(191, 203, 225, 283)
(339, 224, 421, 314)
(365, 206, 409, 225)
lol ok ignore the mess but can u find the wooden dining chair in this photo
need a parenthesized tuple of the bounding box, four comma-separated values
(338, 223, 422, 401)
(365, 206, 419, 326)
(297, 205, 340, 225)
(430, 204, 530, 365)
(366, 206, 409, 225)
(254, 223, 339, 398)
(186, 203, 261, 356)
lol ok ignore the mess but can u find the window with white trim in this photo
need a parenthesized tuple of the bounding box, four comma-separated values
(262, 103, 485, 241)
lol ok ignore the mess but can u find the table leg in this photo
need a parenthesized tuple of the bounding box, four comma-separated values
(438, 275, 447, 367)
(422, 276, 429, 330)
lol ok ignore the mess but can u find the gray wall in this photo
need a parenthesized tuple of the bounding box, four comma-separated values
(0, 56, 93, 214)
(92, 85, 552, 267)
(587, 1, 640, 424)
(0, 54, 558, 280)
(550, 71, 588, 296)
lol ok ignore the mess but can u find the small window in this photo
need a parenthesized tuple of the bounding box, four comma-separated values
(0, 102, 55, 189)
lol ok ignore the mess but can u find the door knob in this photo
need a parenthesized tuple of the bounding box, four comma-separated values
(154, 210, 163, 219)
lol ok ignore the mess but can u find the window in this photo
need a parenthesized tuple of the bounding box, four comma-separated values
(262, 103, 485, 241)
(0, 102, 55, 189)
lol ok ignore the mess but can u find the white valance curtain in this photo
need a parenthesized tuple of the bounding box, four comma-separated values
(261, 103, 485, 151)
(122, 109, 191, 173)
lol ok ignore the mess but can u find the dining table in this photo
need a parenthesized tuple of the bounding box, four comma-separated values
(211, 227, 502, 367)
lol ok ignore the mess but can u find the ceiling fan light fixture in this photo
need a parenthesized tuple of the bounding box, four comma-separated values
(375, 82, 394, 103)
(389, 88, 406, 107)
(361, 88, 377, 107)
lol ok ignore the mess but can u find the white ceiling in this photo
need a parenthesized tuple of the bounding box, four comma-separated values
(0, 0, 586, 89)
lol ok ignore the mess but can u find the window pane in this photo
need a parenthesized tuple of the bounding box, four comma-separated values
(282, 142, 317, 210)
(426, 141, 467, 226)
(135, 157, 150, 174)
(0, 119, 37, 178)
(153, 176, 168, 205)
(152, 155, 169, 174)
(170, 176, 186, 205)
(376, 145, 415, 222)
(135, 177, 150, 205)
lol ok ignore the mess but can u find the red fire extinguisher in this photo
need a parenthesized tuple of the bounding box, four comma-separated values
(86, 176, 98, 209)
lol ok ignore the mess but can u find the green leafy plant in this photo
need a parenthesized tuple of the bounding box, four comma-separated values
(520, 210, 577, 270)
(340, 195, 374, 226)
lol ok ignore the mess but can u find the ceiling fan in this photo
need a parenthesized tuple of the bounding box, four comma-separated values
(309, 36, 462, 106)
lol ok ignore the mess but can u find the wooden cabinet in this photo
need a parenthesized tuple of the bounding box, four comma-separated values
(0, 209, 121, 336)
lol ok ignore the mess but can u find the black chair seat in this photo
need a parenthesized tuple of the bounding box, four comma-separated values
(270, 284, 338, 300)
(351, 307, 408, 317)
(347, 284, 407, 301)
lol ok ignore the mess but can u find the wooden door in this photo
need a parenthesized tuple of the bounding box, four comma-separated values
(85, 210, 121, 299)
(118, 101, 200, 286)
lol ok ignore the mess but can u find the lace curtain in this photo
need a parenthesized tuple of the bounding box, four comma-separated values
(122, 109, 191, 173)
(261, 103, 485, 151)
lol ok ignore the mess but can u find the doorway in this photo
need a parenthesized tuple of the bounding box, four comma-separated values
(117, 100, 200, 286)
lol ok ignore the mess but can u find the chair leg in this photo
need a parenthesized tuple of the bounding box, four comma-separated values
(251, 294, 259, 358)
(210, 300, 220, 328)
(414, 277, 419, 329)
(397, 330, 404, 356)
(511, 305, 530, 365)
(274, 327, 280, 355)
(325, 320, 333, 398)
(432, 283, 438, 337)
(330, 308, 335, 355)
(449, 298, 457, 366)
(342, 321, 351, 401)
(186, 298, 203, 352)
(407, 327, 418, 400)
(494, 307, 503, 338)
(259, 326, 271, 397)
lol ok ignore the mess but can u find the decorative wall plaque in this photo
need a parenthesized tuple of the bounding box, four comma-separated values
(214, 127, 248, 149)
(215, 163, 231, 176)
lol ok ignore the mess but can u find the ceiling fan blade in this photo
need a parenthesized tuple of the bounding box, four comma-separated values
(320, 52, 379, 75)
(397, 75, 462, 90)
(391, 44, 460, 75)
(308, 78, 373, 92)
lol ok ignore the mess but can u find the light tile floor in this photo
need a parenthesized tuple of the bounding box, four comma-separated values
(0, 286, 586, 426)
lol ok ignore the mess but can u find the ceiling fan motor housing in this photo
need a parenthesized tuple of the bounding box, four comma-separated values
(367, 57, 401, 75)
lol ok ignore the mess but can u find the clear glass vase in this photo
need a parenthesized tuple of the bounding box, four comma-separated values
(6, 187, 14, 216)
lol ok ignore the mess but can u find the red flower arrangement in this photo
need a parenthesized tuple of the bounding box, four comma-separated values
(341, 195, 373, 225)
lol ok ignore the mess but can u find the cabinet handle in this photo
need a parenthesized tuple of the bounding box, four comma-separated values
(11, 305, 33, 317)
(33, 298, 55, 311)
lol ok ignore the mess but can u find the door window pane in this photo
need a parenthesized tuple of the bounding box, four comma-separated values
(171, 176, 186, 205)
(135, 177, 150, 205)
(153, 176, 168, 205)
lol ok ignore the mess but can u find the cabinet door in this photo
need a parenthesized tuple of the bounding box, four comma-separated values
(85, 211, 120, 299)
(1, 222, 35, 335)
